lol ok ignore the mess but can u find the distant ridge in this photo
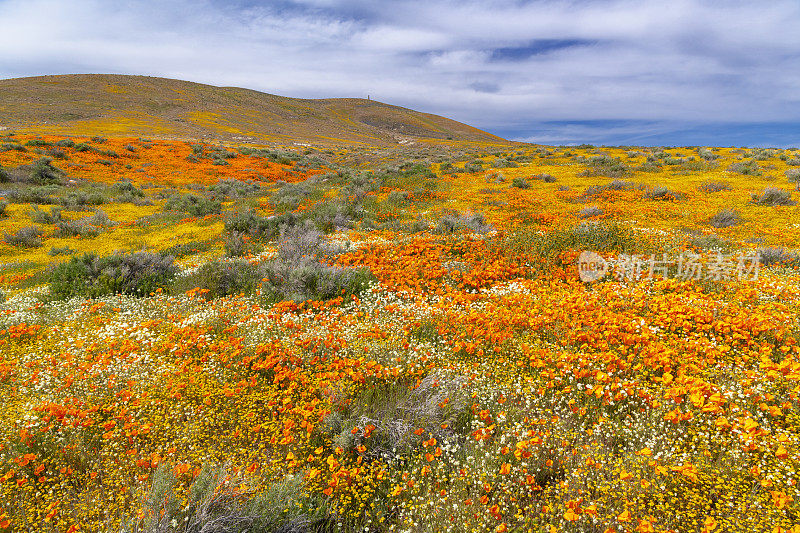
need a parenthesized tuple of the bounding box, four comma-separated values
(0, 74, 508, 146)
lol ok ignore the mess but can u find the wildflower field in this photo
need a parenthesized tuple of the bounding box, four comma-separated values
(1, 134, 800, 532)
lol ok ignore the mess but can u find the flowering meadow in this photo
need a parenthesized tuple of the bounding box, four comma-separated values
(1, 135, 800, 532)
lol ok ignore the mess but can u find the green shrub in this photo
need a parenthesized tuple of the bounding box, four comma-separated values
(377, 215, 432, 234)
(48, 245, 77, 256)
(124, 463, 329, 533)
(752, 187, 796, 206)
(581, 156, 629, 178)
(307, 198, 363, 232)
(645, 186, 683, 201)
(8, 186, 60, 205)
(272, 223, 325, 260)
(207, 178, 263, 199)
(207, 147, 237, 160)
(119, 193, 153, 206)
(0, 165, 10, 183)
(25, 139, 50, 147)
(49, 251, 177, 299)
(160, 239, 215, 258)
(111, 181, 144, 198)
(223, 231, 262, 257)
(223, 231, 247, 257)
(0, 200, 7, 218)
(224, 209, 298, 241)
(434, 210, 494, 235)
(43, 147, 68, 160)
(786, 169, 800, 190)
(511, 177, 530, 189)
(709, 209, 740, 228)
(698, 148, 720, 161)
(29, 205, 63, 224)
(112, 181, 151, 205)
(55, 209, 114, 237)
(163, 193, 221, 217)
(387, 190, 410, 204)
(578, 206, 604, 219)
(492, 157, 518, 168)
(59, 191, 106, 208)
(698, 181, 731, 193)
(3, 226, 44, 248)
(0, 142, 26, 152)
(374, 163, 435, 188)
(270, 181, 314, 210)
(582, 179, 642, 198)
(462, 161, 484, 173)
(758, 247, 799, 267)
(29, 158, 64, 185)
(259, 258, 373, 304)
(634, 161, 662, 172)
(54, 139, 75, 148)
(183, 259, 260, 299)
(727, 160, 761, 176)
(257, 224, 374, 303)
(238, 147, 300, 165)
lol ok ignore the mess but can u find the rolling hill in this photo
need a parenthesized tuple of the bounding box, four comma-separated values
(0, 74, 508, 146)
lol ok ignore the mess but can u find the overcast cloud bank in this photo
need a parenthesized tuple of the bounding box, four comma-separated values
(1, 0, 798, 146)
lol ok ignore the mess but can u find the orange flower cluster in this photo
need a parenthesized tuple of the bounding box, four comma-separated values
(0, 135, 326, 188)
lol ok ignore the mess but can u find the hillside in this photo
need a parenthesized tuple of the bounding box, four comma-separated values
(0, 74, 508, 146)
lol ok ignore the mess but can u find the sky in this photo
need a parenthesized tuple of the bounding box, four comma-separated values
(1, 0, 799, 147)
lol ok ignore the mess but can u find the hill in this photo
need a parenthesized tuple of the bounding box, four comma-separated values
(0, 74, 508, 146)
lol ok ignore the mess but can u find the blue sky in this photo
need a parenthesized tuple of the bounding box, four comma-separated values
(1, 0, 799, 147)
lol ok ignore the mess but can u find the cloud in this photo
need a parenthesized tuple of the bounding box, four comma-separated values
(506, 120, 800, 148)
(0, 0, 799, 145)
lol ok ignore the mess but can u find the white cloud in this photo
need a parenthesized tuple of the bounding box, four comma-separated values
(351, 26, 449, 51)
(0, 0, 799, 144)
